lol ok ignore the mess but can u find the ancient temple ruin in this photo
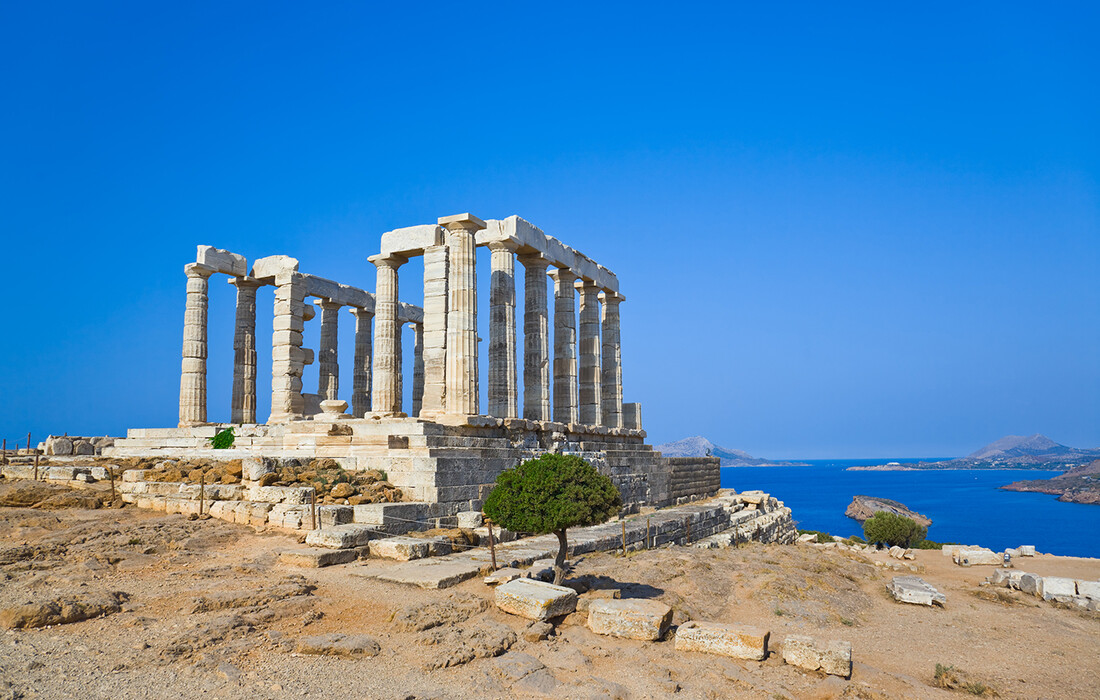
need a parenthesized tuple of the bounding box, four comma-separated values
(109, 213, 719, 517)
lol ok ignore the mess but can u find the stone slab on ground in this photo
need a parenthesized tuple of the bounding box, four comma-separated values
(277, 547, 360, 568)
(1041, 576, 1077, 601)
(953, 548, 1001, 566)
(295, 633, 380, 657)
(990, 569, 1025, 589)
(305, 524, 374, 549)
(358, 560, 484, 590)
(1076, 579, 1100, 601)
(887, 576, 946, 606)
(495, 578, 577, 621)
(674, 621, 769, 660)
(781, 635, 852, 678)
(1019, 572, 1043, 596)
(370, 536, 431, 561)
(484, 567, 524, 586)
(587, 599, 673, 641)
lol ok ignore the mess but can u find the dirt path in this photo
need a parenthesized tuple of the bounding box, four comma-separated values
(1, 499, 1097, 699)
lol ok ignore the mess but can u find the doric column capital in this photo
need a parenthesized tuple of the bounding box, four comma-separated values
(438, 212, 487, 233)
(548, 267, 578, 285)
(598, 290, 625, 305)
(517, 252, 550, 270)
(368, 253, 408, 270)
(575, 278, 601, 294)
(487, 239, 520, 254)
(348, 306, 373, 319)
(314, 298, 343, 311)
(184, 262, 216, 279)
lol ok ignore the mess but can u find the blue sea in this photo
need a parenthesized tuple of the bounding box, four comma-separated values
(721, 459, 1100, 559)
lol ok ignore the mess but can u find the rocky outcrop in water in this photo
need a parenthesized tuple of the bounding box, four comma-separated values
(845, 495, 932, 527)
(1001, 459, 1100, 505)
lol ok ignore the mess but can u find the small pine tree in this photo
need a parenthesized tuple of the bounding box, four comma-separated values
(863, 511, 927, 548)
(483, 454, 622, 585)
(210, 428, 235, 450)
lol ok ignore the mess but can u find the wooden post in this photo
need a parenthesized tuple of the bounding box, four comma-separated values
(621, 520, 627, 555)
(646, 517, 651, 549)
(685, 516, 691, 545)
(108, 466, 116, 501)
(310, 490, 317, 530)
(2, 438, 6, 465)
(34, 452, 39, 481)
(198, 471, 205, 515)
(26, 432, 31, 451)
(486, 517, 498, 571)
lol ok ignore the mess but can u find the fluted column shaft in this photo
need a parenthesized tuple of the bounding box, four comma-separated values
(270, 270, 307, 423)
(420, 244, 448, 416)
(350, 307, 373, 418)
(600, 291, 623, 428)
(519, 254, 551, 421)
(488, 242, 518, 419)
(442, 216, 484, 415)
(230, 277, 261, 424)
(370, 254, 406, 414)
(317, 300, 341, 401)
(578, 281, 602, 425)
(179, 263, 215, 426)
(411, 322, 424, 418)
(549, 268, 578, 424)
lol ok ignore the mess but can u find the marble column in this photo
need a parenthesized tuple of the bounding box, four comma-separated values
(395, 318, 403, 414)
(440, 213, 485, 416)
(519, 253, 551, 421)
(179, 263, 215, 427)
(420, 244, 448, 416)
(411, 322, 424, 418)
(549, 267, 578, 425)
(600, 291, 623, 429)
(578, 280, 602, 425)
(229, 277, 261, 424)
(488, 241, 518, 419)
(369, 254, 406, 415)
(270, 270, 307, 423)
(317, 299, 341, 401)
(349, 307, 373, 418)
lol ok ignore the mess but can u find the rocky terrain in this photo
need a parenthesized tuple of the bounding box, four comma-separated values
(655, 437, 809, 467)
(1001, 459, 1100, 505)
(1, 477, 1098, 699)
(844, 496, 932, 528)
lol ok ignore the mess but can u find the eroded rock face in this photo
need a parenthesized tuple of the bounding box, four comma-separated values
(845, 495, 932, 527)
(392, 594, 489, 632)
(0, 590, 128, 629)
(420, 622, 517, 670)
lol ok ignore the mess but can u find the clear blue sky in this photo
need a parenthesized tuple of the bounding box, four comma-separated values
(1, 2, 1097, 458)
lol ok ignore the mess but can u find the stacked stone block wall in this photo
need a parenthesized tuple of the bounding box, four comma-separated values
(666, 456, 721, 503)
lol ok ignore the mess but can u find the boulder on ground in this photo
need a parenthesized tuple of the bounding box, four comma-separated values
(1019, 572, 1043, 596)
(887, 576, 946, 606)
(523, 621, 555, 642)
(781, 635, 852, 678)
(953, 547, 1000, 566)
(0, 591, 128, 629)
(674, 621, 769, 660)
(495, 578, 577, 621)
(587, 598, 673, 641)
(295, 633, 380, 657)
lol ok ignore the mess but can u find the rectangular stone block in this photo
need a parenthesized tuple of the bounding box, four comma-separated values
(1076, 580, 1100, 601)
(1016, 545, 1036, 556)
(1042, 576, 1077, 601)
(248, 485, 314, 505)
(277, 547, 360, 568)
(305, 524, 374, 549)
(953, 548, 1000, 566)
(1019, 572, 1043, 596)
(674, 621, 769, 660)
(196, 245, 247, 276)
(319, 505, 354, 527)
(587, 599, 672, 641)
(781, 636, 852, 678)
(369, 536, 430, 561)
(495, 578, 578, 621)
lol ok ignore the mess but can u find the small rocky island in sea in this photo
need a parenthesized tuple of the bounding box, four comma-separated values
(655, 436, 810, 467)
(845, 495, 932, 527)
(847, 434, 1100, 471)
(1001, 459, 1100, 505)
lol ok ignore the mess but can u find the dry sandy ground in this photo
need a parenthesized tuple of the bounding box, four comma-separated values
(0, 493, 1098, 700)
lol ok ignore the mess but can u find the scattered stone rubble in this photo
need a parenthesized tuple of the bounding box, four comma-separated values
(986, 568, 1100, 611)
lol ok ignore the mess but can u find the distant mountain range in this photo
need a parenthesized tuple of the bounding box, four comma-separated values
(848, 434, 1100, 471)
(654, 436, 809, 467)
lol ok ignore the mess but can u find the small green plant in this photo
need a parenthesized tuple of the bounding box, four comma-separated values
(127, 537, 142, 546)
(863, 511, 927, 548)
(839, 617, 854, 626)
(934, 664, 958, 687)
(773, 607, 785, 616)
(210, 428, 235, 450)
(797, 528, 835, 543)
(965, 682, 990, 696)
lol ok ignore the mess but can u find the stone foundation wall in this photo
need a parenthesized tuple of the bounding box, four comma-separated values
(666, 456, 721, 504)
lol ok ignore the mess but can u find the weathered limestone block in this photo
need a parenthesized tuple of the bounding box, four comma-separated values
(196, 245, 247, 276)
(268, 504, 309, 529)
(674, 621, 769, 660)
(242, 457, 273, 482)
(369, 536, 430, 561)
(495, 578, 577, 621)
(1018, 572, 1043, 596)
(318, 505, 354, 527)
(305, 524, 374, 549)
(457, 511, 484, 529)
(1041, 576, 1077, 601)
(1076, 580, 1100, 601)
(48, 437, 73, 456)
(1016, 545, 1036, 557)
(587, 599, 672, 641)
(887, 576, 946, 606)
(278, 547, 360, 568)
(990, 569, 1025, 589)
(484, 568, 524, 586)
(73, 441, 95, 456)
(122, 470, 149, 482)
(953, 548, 1000, 566)
(248, 485, 314, 505)
(781, 636, 852, 678)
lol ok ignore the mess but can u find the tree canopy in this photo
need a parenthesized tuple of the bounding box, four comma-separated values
(863, 511, 927, 548)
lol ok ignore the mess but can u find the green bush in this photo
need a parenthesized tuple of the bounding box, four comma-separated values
(210, 428, 235, 450)
(862, 511, 927, 548)
(484, 454, 621, 584)
(797, 529, 835, 544)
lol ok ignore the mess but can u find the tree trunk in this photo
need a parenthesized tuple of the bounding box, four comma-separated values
(553, 529, 568, 585)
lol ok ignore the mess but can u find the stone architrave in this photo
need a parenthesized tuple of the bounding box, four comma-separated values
(440, 213, 485, 416)
(420, 244, 448, 416)
(599, 291, 623, 428)
(518, 253, 551, 421)
(370, 254, 407, 415)
(674, 621, 770, 660)
(179, 262, 216, 427)
(577, 281, 602, 425)
(229, 276, 261, 424)
(410, 322, 424, 418)
(487, 241, 519, 419)
(349, 307, 373, 418)
(548, 267, 578, 424)
(269, 270, 308, 423)
(316, 299, 341, 401)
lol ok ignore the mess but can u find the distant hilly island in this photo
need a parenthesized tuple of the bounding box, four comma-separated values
(653, 436, 809, 467)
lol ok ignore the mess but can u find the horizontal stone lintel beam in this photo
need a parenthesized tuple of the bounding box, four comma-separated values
(196, 245, 248, 277)
(250, 254, 300, 280)
(478, 216, 619, 293)
(379, 224, 445, 257)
